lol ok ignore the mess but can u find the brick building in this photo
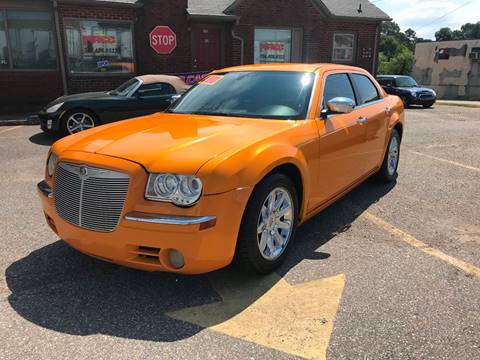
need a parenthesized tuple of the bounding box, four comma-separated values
(0, 0, 389, 112)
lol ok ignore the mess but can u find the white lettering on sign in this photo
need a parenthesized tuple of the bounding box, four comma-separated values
(151, 35, 176, 46)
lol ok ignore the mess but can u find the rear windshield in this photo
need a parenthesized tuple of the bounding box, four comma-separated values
(168, 71, 315, 120)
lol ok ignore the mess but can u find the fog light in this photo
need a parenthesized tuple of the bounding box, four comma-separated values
(169, 249, 184, 269)
(47, 119, 53, 130)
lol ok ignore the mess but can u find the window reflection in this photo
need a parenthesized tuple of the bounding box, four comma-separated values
(65, 19, 134, 74)
(7, 10, 57, 69)
(0, 11, 8, 68)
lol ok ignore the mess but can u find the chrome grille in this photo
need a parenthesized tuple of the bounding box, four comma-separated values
(54, 162, 129, 232)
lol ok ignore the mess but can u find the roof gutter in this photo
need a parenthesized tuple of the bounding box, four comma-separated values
(52, 0, 68, 95)
(187, 14, 239, 22)
(58, 0, 142, 8)
(231, 19, 244, 65)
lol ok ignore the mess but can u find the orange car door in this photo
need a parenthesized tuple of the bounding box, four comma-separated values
(350, 73, 389, 172)
(311, 73, 367, 208)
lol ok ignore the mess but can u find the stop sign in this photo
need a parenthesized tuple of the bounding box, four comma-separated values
(149, 26, 177, 55)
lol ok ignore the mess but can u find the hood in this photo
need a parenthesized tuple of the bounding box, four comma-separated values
(46, 91, 112, 107)
(57, 113, 293, 175)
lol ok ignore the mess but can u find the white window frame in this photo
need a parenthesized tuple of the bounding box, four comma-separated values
(332, 32, 356, 64)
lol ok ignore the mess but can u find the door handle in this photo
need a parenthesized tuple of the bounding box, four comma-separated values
(357, 116, 368, 124)
(385, 107, 392, 114)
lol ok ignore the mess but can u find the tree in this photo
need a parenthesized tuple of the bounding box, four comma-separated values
(435, 27, 453, 41)
(461, 22, 480, 39)
(379, 21, 416, 75)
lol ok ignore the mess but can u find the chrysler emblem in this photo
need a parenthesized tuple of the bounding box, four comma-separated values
(79, 166, 88, 178)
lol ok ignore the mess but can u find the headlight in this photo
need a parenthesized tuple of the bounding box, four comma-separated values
(47, 152, 58, 177)
(146, 173, 203, 206)
(431, 90, 437, 97)
(46, 102, 64, 113)
(410, 90, 417, 97)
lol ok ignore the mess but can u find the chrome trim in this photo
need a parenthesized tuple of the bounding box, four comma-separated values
(37, 180, 53, 198)
(124, 212, 216, 226)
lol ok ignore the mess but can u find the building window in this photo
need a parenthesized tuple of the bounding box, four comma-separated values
(0, 10, 57, 70)
(332, 33, 355, 63)
(0, 11, 8, 69)
(254, 28, 292, 64)
(64, 19, 134, 74)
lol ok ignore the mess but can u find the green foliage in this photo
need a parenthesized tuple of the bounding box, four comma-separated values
(379, 45, 414, 75)
(379, 21, 415, 75)
(435, 22, 480, 41)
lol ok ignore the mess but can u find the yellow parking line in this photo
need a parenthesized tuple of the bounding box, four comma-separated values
(409, 150, 480, 172)
(0, 125, 24, 135)
(363, 211, 480, 278)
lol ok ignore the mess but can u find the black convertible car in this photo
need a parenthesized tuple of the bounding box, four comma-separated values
(39, 75, 190, 136)
(376, 75, 437, 108)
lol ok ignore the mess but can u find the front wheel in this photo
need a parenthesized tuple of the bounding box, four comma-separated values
(235, 173, 299, 274)
(377, 128, 401, 182)
(60, 109, 98, 136)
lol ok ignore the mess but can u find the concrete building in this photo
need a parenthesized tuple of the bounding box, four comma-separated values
(412, 39, 480, 100)
(0, 0, 389, 112)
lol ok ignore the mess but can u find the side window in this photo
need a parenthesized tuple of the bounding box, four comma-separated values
(378, 78, 393, 87)
(322, 73, 356, 109)
(351, 74, 380, 105)
(138, 83, 176, 96)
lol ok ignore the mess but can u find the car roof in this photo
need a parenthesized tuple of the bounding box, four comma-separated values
(136, 74, 190, 93)
(213, 63, 369, 73)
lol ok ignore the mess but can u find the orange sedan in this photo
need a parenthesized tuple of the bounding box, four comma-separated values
(37, 64, 404, 274)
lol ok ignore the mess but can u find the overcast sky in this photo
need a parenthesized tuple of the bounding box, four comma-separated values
(374, 0, 480, 39)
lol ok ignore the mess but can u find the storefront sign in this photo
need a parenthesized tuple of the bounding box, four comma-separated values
(82, 34, 118, 56)
(150, 26, 177, 54)
(259, 42, 287, 63)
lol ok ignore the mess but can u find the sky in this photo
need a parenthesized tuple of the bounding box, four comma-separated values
(373, 0, 480, 39)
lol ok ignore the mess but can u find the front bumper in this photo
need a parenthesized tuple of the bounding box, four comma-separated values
(37, 152, 251, 274)
(38, 110, 62, 132)
(409, 95, 437, 105)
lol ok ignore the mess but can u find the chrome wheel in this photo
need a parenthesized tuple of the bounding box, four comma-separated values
(66, 112, 95, 134)
(387, 135, 399, 175)
(257, 187, 294, 261)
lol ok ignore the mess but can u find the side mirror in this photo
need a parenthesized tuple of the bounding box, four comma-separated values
(327, 97, 355, 114)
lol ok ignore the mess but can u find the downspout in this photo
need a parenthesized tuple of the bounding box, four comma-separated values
(52, 0, 68, 95)
(372, 22, 380, 75)
(231, 19, 244, 65)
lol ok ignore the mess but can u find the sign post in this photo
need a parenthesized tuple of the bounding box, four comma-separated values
(149, 26, 177, 55)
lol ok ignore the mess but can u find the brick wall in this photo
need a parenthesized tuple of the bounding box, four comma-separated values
(136, 0, 191, 75)
(0, 71, 63, 113)
(228, 0, 379, 72)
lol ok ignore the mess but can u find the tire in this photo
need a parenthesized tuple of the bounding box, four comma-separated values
(377, 128, 401, 182)
(235, 173, 299, 274)
(60, 109, 98, 137)
(400, 96, 409, 108)
(422, 102, 434, 108)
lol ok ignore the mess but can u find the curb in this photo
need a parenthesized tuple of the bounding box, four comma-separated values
(0, 115, 40, 126)
(436, 102, 480, 109)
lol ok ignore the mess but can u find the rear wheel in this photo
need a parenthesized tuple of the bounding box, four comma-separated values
(235, 173, 298, 274)
(377, 128, 401, 182)
(60, 109, 98, 136)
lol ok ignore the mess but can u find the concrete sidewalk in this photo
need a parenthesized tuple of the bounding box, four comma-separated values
(436, 100, 480, 108)
(0, 113, 40, 126)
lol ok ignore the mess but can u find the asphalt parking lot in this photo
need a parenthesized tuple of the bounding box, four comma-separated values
(0, 105, 479, 359)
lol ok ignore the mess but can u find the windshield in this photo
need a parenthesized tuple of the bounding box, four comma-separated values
(111, 78, 139, 96)
(168, 71, 315, 120)
(395, 76, 418, 88)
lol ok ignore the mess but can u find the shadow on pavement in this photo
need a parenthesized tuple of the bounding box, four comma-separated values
(29, 132, 57, 146)
(6, 177, 396, 342)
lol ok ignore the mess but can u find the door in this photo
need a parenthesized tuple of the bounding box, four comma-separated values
(350, 73, 389, 172)
(192, 25, 221, 71)
(312, 73, 369, 207)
